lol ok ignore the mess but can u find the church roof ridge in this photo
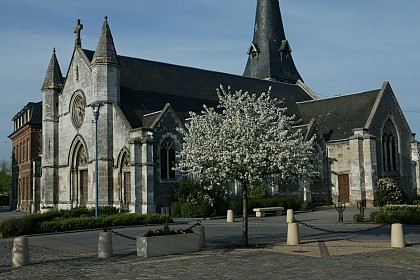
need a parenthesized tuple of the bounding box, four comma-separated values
(83, 48, 306, 90)
(42, 48, 63, 90)
(91, 16, 119, 65)
(297, 88, 381, 104)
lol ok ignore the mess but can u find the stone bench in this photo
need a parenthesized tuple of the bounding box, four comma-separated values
(253, 207, 284, 217)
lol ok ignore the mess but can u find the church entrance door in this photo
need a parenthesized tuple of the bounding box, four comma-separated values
(338, 174, 350, 202)
(79, 170, 88, 207)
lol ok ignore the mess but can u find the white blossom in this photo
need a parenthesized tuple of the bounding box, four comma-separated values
(177, 85, 318, 186)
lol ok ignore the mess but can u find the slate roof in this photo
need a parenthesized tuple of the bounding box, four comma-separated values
(11, 102, 43, 123)
(83, 50, 313, 129)
(296, 90, 381, 141)
(42, 48, 63, 90)
(91, 17, 119, 66)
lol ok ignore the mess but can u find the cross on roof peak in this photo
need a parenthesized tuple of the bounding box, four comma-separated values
(74, 19, 83, 47)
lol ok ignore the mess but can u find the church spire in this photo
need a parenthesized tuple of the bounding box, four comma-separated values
(243, 0, 303, 83)
(91, 16, 119, 65)
(42, 48, 63, 90)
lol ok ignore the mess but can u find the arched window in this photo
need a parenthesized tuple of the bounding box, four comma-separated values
(382, 120, 398, 173)
(119, 151, 131, 208)
(160, 138, 176, 179)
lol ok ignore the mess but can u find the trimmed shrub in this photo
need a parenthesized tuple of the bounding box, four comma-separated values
(353, 214, 364, 223)
(228, 198, 243, 216)
(300, 201, 313, 212)
(170, 201, 183, 218)
(59, 206, 127, 219)
(370, 211, 380, 221)
(180, 201, 212, 218)
(172, 178, 229, 218)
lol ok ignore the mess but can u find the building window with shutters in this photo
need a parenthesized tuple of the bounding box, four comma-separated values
(160, 137, 176, 180)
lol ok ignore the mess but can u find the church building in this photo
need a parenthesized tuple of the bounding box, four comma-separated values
(12, 0, 419, 213)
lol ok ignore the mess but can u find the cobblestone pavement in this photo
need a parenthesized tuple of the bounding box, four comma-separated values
(1, 207, 419, 279)
(1, 241, 419, 280)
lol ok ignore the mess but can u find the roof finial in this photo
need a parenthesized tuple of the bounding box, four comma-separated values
(74, 19, 83, 47)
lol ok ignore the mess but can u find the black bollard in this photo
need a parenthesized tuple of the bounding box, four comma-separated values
(356, 200, 366, 218)
(335, 203, 346, 222)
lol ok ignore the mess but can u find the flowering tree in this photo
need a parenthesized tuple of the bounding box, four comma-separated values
(177, 86, 318, 246)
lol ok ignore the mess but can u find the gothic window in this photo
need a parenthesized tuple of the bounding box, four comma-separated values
(160, 137, 176, 179)
(382, 120, 398, 173)
(120, 152, 131, 206)
(77, 147, 87, 167)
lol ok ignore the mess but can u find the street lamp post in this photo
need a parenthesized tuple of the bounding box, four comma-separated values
(86, 100, 111, 218)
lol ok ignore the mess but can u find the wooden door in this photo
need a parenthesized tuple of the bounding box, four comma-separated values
(338, 174, 350, 202)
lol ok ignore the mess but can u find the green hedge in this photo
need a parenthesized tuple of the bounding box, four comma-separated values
(370, 205, 420, 225)
(0, 210, 170, 238)
(372, 211, 420, 224)
(381, 204, 420, 213)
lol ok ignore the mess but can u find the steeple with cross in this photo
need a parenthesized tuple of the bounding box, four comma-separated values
(74, 19, 83, 47)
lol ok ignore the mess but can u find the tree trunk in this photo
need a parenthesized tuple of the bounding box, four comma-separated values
(242, 184, 249, 247)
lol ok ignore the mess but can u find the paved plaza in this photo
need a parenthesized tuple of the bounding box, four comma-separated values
(0, 206, 419, 279)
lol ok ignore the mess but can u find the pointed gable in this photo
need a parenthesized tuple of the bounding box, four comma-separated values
(143, 103, 184, 130)
(91, 16, 119, 65)
(243, 0, 302, 83)
(42, 48, 63, 90)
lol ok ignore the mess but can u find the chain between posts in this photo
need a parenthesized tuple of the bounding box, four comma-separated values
(104, 228, 137, 240)
(103, 220, 202, 241)
(188, 220, 201, 230)
(291, 218, 388, 234)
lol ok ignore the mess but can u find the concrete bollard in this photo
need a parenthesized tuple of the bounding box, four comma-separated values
(287, 222, 300, 245)
(195, 225, 206, 249)
(12, 236, 30, 268)
(227, 209, 234, 223)
(286, 209, 294, 223)
(391, 223, 405, 248)
(98, 231, 113, 258)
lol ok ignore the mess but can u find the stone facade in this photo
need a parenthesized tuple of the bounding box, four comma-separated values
(322, 82, 417, 206)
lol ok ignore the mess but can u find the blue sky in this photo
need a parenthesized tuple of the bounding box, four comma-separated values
(1, 0, 420, 161)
